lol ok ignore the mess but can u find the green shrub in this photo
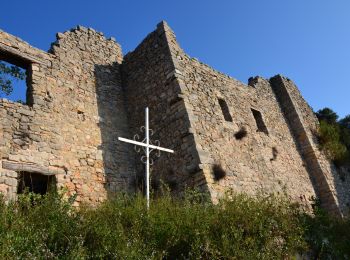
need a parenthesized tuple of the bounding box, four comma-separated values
(316, 108, 350, 167)
(73, 192, 308, 259)
(0, 191, 85, 259)
(316, 108, 339, 125)
(318, 120, 349, 166)
(0, 191, 349, 259)
(340, 124, 350, 151)
(303, 203, 350, 259)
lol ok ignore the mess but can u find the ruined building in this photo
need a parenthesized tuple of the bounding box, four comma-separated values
(0, 21, 349, 216)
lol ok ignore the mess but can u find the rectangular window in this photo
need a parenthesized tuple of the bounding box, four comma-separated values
(0, 51, 32, 106)
(17, 172, 55, 195)
(251, 108, 269, 135)
(218, 98, 233, 122)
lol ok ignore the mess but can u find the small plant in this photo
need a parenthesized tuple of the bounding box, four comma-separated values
(270, 147, 278, 161)
(234, 126, 247, 140)
(212, 164, 226, 181)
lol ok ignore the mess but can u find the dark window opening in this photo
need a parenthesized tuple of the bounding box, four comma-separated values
(17, 172, 56, 195)
(251, 108, 269, 135)
(218, 98, 233, 122)
(0, 51, 32, 106)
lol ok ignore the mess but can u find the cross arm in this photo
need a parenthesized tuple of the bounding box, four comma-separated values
(149, 144, 174, 153)
(118, 137, 174, 153)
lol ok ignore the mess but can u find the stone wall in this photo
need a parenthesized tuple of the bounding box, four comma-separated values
(0, 27, 134, 205)
(0, 166, 17, 201)
(270, 76, 339, 215)
(133, 22, 349, 215)
(0, 22, 349, 215)
(122, 22, 204, 193)
(170, 53, 317, 208)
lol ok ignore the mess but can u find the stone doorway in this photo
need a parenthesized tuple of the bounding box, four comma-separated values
(17, 172, 55, 195)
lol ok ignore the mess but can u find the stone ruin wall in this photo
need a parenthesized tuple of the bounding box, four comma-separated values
(146, 23, 316, 209)
(122, 22, 204, 193)
(121, 21, 327, 213)
(271, 76, 350, 215)
(174, 56, 317, 208)
(150, 22, 350, 215)
(0, 22, 349, 215)
(0, 27, 135, 205)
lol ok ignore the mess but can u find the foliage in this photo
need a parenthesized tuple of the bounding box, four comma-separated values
(316, 108, 350, 166)
(0, 191, 84, 259)
(0, 190, 310, 259)
(0, 61, 26, 97)
(340, 125, 350, 150)
(303, 202, 350, 259)
(316, 107, 339, 125)
(234, 126, 248, 140)
(318, 120, 349, 165)
(212, 164, 227, 181)
(1, 190, 350, 259)
(339, 115, 350, 129)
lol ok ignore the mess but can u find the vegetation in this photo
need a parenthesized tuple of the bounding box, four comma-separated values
(0, 190, 349, 259)
(0, 61, 26, 97)
(316, 108, 350, 166)
(304, 202, 350, 259)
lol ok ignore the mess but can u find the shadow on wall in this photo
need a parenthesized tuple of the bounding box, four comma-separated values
(332, 164, 350, 216)
(270, 75, 348, 217)
(94, 62, 136, 197)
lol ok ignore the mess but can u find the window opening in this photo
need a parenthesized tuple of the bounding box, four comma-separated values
(17, 172, 55, 195)
(251, 108, 269, 135)
(218, 98, 233, 122)
(0, 51, 32, 105)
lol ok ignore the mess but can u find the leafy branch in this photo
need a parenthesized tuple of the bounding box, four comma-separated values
(0, 61, 26, 96)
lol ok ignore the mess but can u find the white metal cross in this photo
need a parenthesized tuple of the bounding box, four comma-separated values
(118, 107, 174, 208)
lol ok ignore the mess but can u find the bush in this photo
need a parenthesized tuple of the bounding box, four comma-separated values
(234, 127, 248, 140)
(316, 108, 339, 125)
(0, 191, 85, 259)
(316, 108, 350, 167)
(303, 203, 350, 258)
(0, 191, 349, 259)
(212, 164, 227, 181)
(79, 192, 307, 259)
(317, 120, 349, 166)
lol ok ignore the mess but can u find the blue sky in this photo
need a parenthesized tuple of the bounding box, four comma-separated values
(1, 0, 349, 118)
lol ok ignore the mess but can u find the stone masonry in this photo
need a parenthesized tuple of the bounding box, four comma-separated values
(0, 21, 349, 215)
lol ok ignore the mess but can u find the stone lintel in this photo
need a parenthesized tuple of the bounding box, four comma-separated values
(0, 42, 51, 67)
(2, 161, 65, 176)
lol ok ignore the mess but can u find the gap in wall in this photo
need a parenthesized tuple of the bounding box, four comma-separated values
(0, 51, 33, 105)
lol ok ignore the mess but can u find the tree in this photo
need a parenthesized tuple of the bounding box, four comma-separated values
(316, 108, 339, 125)
(340, 126, 350, 150)
(0, 61, 26, 97)
(318, 120, 348, 165)
(339, 115, 350, 152)
(339, 115, 350, 129)
(316, 109, 350, 167)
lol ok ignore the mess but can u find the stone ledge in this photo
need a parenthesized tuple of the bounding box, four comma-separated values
(2, 161, 65, 176)
(0, 42, 51, 67)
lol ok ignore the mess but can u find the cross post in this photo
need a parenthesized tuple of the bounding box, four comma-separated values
(118, 107, 174, 208)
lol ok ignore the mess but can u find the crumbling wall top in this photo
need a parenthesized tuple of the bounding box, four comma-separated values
(49, 25, 123, 64)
